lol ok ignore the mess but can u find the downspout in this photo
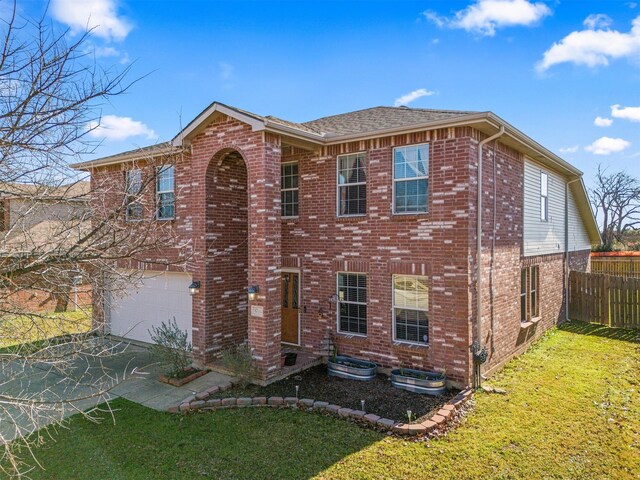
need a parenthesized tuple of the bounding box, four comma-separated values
(474, 126, 504, 389)
(564, 177, 581, 321)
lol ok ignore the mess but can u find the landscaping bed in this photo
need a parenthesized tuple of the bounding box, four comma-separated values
(211, 364, 458, 421)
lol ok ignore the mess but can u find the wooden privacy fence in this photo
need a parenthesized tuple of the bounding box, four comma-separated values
(569, 271, 640, 330)
(591, 253, 640, 278)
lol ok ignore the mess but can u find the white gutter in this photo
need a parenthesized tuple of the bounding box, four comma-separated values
(476, 126, 504, 379)
(564, 177, 582, 321)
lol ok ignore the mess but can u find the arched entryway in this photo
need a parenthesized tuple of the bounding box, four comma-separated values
(205, 148, 249, 356)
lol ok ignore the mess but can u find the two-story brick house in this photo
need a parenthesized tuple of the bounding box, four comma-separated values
(73, 102, 599, 387)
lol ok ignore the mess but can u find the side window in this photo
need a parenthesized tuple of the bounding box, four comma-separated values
(337, 153, 366, 216)
(156, 165, 175, 220)
(521, 265, 540, 322)
(337, 273, 367, 335)
(393, 144, 429, 214)
(281, 162, 299, 218)
(125, 169, 143, 220)
(540, 172, 548, 222)
(393, 275, 429, 344)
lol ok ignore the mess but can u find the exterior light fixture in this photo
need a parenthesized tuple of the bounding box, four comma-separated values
(189, 281, 201, 296)
(247, 285, 259, 301)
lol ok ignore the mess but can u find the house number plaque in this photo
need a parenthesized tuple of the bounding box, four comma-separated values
(251, 305, 264, 318)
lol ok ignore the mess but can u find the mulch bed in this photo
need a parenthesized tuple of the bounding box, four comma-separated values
(212, 365, 458, 422)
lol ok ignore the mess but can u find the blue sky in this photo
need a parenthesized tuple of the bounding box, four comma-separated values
(13, 0, 640, 189)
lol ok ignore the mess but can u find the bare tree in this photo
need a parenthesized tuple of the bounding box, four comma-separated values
(590, 165, 640, 250)
(0, 5, 188, 476)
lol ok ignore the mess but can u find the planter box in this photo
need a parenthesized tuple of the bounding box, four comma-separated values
(390, 368, 446, 395)
(159, 368, 207, 387)
(327, 356, 377, 381)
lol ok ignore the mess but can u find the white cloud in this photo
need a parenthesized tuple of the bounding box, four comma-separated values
(611, 104, 640, 122)
(219, 62, 234, 81)
(559, 145, 579, 154)
(594, 116, 613, 127)
(583, 14, 613, 30)
(394, 88, 436, 106)
(537, 15, 640, 71)
(584, 136, 631, 155)
(87, 115, 156, 141)
(424, 0, 551, 37)
(51, 0, 132, 41)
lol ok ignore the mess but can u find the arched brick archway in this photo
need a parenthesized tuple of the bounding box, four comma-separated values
(204, 148, 249, 356)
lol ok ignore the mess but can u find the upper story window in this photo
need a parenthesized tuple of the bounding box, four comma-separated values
(393, 144, 429, 214)
(337, 272, 367, 335)
(393, 275, 429, 345)
(540, 172, 548, 222)
(521, 265, 539, 322)
(281, 162, 299, 218)
(156, 165, 175, 220)
(337, 153, 366, 216)
(125, 169, 143, 221)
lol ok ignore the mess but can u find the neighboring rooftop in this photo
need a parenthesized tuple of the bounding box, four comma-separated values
(0, 181, 90, 200)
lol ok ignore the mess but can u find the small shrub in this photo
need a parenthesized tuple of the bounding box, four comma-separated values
(221, 341, 259, 387)
(148, 318, 193, 378)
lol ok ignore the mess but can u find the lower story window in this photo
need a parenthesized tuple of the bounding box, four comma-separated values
(337, 273, 367, 335)
(521, 265, 539, 322)
(393, 275, 429, 344)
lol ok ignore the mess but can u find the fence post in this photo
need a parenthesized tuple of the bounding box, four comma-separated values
(603, 274, 610, 327)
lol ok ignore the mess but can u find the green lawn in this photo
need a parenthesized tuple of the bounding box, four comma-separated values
(16, 322, 640, 479)
(0, 309, 91, 349)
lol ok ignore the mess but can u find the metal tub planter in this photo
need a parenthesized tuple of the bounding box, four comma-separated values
(390, 368, 446, 395)
(327, 356, 378, 381)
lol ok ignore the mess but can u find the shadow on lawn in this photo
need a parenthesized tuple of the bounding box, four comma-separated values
(559, 320, 640, 343)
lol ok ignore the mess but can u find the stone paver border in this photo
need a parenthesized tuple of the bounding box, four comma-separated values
(168, 386, 474, 437)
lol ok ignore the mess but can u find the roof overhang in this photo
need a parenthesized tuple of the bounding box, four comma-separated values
(70, 143, 180, 170)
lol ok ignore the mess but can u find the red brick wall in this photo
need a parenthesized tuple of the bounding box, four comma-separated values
(470, 135, 591, 376)
(279, 130, 476, 386)
(2, 286, 92, 313)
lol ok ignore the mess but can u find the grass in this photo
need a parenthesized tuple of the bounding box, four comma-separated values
(0, 309, 91, 349)
(14, 321, 640, 479)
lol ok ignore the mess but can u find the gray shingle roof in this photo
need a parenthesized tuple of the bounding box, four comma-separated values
(300, 106, 478, 136)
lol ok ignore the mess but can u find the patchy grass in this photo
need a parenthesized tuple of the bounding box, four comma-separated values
(16, 321, 640, 479)
(0, 309, 91, 349)
(19, 400, 381, 480)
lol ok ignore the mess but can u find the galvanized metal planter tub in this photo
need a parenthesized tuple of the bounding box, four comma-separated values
(327, 356, 377, 381)
(390, 368, 446, 395)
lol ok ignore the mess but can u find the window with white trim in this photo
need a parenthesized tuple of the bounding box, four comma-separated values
(393, 275, 429, 344)
(540, 172, 548, 221)
(156, 165, 175, 220)
(337, 153, 366, 216)
(281, 162, 299, 217)
(521, 265, 539, 322)
(125, 169, 143, 220)
(337, 273, 367, 335)
(393, 144, 429, 213)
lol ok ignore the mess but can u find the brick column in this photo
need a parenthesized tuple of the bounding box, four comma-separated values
(247, 133, 282, 380)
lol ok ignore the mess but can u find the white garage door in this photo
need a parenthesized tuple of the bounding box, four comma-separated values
(109, 272, 193, 344)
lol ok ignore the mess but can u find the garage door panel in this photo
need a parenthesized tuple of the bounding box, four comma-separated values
(109, 272, 192, 344)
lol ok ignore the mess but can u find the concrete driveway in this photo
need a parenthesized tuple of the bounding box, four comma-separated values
(0, 339, 234, 442)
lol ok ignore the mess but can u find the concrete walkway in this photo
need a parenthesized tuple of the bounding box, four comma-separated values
(0, 340, 235, 442)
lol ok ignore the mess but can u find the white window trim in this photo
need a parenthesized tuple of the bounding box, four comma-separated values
(156, 165, 175, 221)
(281, 161, 299, 219)
(125, 169, 143, 222)
(336, 271, 367, 337)
(540, 171, 548, 222)
(392, 143, 430, 215)
(392, 274, 429, 346)
(336, 152, 367, 218)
